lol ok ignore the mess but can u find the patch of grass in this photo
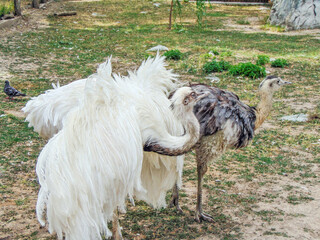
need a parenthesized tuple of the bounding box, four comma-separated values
(287, 194, 314, 205)
(271, 58, 289, 68)
(263, 230, 288, 237)
(15, 198, 29, 206)
(236, 19, 250, 25)
(207, 12, 228, 17)
(163, 49, 183, 60)
(261, 23, 285, 32)
(255, 210, 284, 222)
(229, 62, 266, 79)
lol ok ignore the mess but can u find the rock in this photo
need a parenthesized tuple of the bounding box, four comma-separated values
(92, 12, 106, 17)
(146, 45, 169, 52)
(280, 113, 308, 122)
(205, 75, 220, 83)
(269, 0, 320, 30)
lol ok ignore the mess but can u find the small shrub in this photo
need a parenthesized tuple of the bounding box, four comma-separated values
(163, 49, 183, 60)
(209, 50, 219, 56)
(219, 60, 231, 71)
(200, 53, 215, 63)
(203, 60, 231, 73)
(203, 60, 221, 73)
(209, 48, 233, 57)
(256, 55, 270, 66)
(229, 62, 266, 79)
(180, 62, 197, 74)
(0, 1, 14, 18)
(220, 51, 233, 57)
(271, 58, 289, 68)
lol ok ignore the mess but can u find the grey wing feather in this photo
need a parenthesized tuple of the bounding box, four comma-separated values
(191, 84, 256, 148)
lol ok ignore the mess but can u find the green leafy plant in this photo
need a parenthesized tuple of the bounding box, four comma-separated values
(271, 58, 289, 68)
(210, 49, 219, 55)
(210, 48, 233, 57)
(229, 62, 266, 79)
(256, 55, 270, 66)
(0, 1, 14, 17)
(169, 0, 207, 30)
(163, 49, 183, 60)
(203, 60, 231, 73)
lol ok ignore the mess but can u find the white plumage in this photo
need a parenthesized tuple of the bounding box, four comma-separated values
(26, 56, 200, 239)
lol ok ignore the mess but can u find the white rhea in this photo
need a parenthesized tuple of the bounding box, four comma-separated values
(24, 56, 202, 239)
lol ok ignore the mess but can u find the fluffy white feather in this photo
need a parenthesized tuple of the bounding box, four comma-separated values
(23, 79, 87, 139)
(32, 56, 198, 239)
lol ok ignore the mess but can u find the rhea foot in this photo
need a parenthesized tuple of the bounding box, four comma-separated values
(169, 184, 183, 214)
(195, 210, 214, 223)
(169, 195, 183, 214)
(112, 211, 123, 240)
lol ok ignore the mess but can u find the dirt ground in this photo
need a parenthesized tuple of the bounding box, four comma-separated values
(0, 1, 320, 240)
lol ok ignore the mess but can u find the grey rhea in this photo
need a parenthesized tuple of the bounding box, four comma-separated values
(152, 75, 292, 222)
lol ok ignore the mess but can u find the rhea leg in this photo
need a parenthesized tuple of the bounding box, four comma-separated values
(195, 158, 214, 223)
(112, 210, 123, 240)
(169, 183, 183, 213)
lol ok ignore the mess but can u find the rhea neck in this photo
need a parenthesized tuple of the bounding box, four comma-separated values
(144, 105, 200, 156)
(175, 106, 200, 150)
(254, 89, 274, 130)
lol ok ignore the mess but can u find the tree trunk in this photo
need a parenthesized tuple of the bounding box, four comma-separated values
(32, 0, 40, 9)
(14, 0, 22, 16)
(269, 0, 320, 30)
(168, 0, 173, 30)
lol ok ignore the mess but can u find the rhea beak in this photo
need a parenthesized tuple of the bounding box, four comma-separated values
(279, 78, 292, 85)
(281, 81, 292, 85)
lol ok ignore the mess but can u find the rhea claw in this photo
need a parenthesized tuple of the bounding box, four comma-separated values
(195, 210, 214, 223)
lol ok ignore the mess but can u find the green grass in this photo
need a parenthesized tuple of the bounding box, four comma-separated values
(236, 19, 250, 25)
(0, 1, 320, 239)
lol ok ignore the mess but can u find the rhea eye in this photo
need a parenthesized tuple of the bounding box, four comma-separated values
(277, 80, 280, 83)
(190, 92, 196, 97)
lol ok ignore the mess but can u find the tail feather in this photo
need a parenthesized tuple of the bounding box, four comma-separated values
(51, 81, 60, 89)
(129, 54, 180, 96)
(36, 188, 47, 226)
(22, 79, 87, 139)
(35, 64, 145, 238)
